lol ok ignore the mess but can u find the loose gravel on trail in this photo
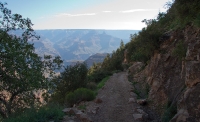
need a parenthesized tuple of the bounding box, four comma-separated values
(88, 72, 136, 122)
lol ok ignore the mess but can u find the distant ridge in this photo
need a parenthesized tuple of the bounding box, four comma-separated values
(11, 29, 139, 66)
(84, 53, 108, 68)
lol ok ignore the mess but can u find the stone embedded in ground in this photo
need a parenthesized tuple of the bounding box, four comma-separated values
(128, 62, 144, 75)
(63, 115, 77, 122)
(63, 108, 74, 115)
(185, 62, 200, 88)
(136, 109, 149, 120)
(76, 111, 92, 122)
(94, 106, 99, 110)
(137, 99, 147, 106)
(93, 106, 99, 114)
(63, 108, 71, 113)
(87, 105, 99, 114)
(92, 110, 97, 114)
(62, 108, 79, 116)
(170, 109, 189, 122)
(133, 114, 143, 120)
(136, 109, 145, 114)
(68, 120, 75, 122)
(128, 98, 136, 103)
(130, 92, 137, 98)
(94, 98, 103, 103)
(171, 84, 200, 121)
(75, 111, 83, 118)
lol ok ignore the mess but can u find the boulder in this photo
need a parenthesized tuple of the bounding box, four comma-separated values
(76, 111, 92, 122)
(62, 108, 77, 115)
(128, 62, 144, 74)
(171, 83, 200, 121)
(94, 98, 102, 104)
(128, 98, 136, 104)
(136, 109, 145, 114)
(63, 115, 77, 122)
(136, 109, 149, 120)
(87, 106, 99, 114)
(170, 109, 189, 122)
(185, 61, 200, 88)
(130, 92, 137, 98)
(137, 99, 147, 106)
(133, 114, 143, 121)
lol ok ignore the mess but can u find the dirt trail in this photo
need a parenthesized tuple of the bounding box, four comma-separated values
(88, 72, 137, 122)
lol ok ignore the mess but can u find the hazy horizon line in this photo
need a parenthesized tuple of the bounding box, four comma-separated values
(34, 28, 141, 30)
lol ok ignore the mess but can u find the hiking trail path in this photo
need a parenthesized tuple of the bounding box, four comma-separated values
(86, 72, 146, 122)
(63, 72, 157, 122)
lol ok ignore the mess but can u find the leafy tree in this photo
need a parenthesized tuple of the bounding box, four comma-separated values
(65, 88, 95, 106)
(87, 62, 101, 75)
(174, 0, 200, 25)
(0, 2, 62, 118)
(87, 62, 111, 83)
(52, 63, 88, 104)
(100, 40, 125, 72)
(119, 40, 125, 50)
(101, 54, 111, 71)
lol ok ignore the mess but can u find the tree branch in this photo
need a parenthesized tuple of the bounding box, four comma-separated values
(0, 107, 7, 118)
(0, 96, 7, 106)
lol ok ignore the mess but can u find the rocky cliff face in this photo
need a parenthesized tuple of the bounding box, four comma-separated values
(171, 25, 200, 122)
(129, 25, 200, 121)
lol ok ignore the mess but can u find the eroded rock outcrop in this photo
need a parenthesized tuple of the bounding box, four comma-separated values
(129, 25, 200, 121)
(171, 26, 200, 122)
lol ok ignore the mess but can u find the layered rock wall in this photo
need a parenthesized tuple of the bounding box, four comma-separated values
(171, 26, 200, 122)
(130, 25, 200, 121)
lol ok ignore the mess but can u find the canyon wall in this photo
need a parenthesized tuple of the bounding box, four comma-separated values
(129, 25, 200, 121)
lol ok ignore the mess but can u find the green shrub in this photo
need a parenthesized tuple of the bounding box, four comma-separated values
(145, 83, 150, 98)
(162, 102, 177, 122)
(4, 104, 64, 122)
(97, 76, 109, 90)
(78, 104, 86, 110)
(194, 13, 200, 27)
(66, 92, 77, 106)
(65, 88, 95, 106)
(87, 82, 97, 90)
(172, 40, 187, 60)
(88, 70, 112, 83)
(122, 63, 130, 70)
(127, 21, 163, 63)
(100, 41, 125, 72)
(130, 79, 149, 99)
(131, 81, 142, 99)
(52, 63, 88, 104)
(111, 70, 121, 74)
(175, 0, 200, 27)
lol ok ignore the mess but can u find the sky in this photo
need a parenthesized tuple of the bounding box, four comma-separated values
(4, 0, 169, 30)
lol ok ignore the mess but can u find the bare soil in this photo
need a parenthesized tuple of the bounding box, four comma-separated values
(63, 71, 160, 122)
(87, 72, 137, 122)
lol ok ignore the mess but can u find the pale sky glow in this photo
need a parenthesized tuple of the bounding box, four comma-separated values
(5, 0, 169, 30)
(119, 9, 157, 13)
(55, 13, 96, 17)
(102, 11, 113, 13)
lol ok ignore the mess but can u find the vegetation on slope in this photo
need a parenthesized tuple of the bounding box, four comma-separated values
(125, 0, 200, 64)
(4, 104, 64, 122)
(1, 0, 200, 121)
(0, 2, 63, 119)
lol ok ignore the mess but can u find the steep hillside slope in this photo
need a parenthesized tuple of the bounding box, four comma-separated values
(128, 20, 200, 122)
(124, 0, 200, 121)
